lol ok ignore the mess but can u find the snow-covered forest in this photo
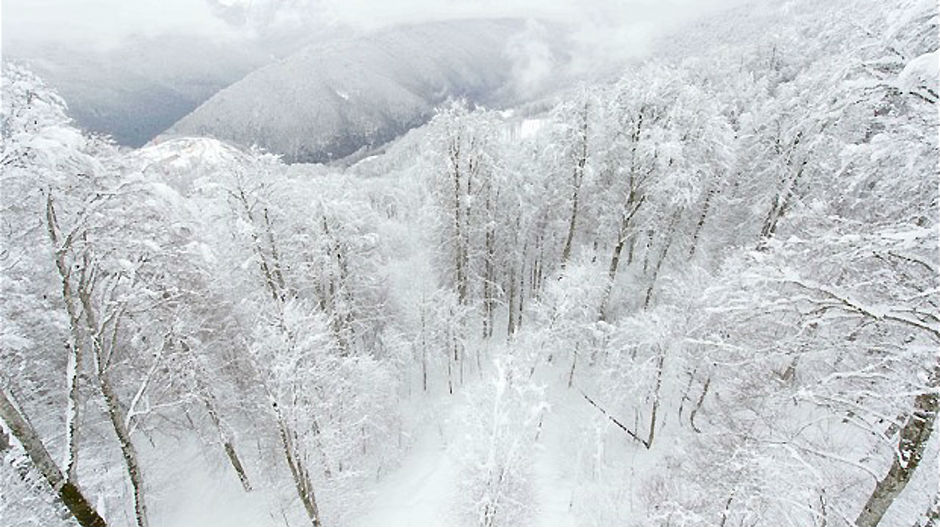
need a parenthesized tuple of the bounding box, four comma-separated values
(1, 0, 938, 526)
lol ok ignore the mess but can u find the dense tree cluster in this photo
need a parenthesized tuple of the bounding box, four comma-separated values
(1, 0, 936, 526)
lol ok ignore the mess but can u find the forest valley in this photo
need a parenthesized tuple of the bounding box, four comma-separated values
(1, 0, 938, 526)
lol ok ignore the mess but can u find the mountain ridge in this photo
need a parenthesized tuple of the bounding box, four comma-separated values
(163, 18, 566, 163)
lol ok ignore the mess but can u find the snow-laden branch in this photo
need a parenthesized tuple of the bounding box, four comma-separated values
(780, 277, 940, 340)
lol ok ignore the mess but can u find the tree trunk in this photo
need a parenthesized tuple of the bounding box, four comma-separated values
(179, 340, 253, 492)
(44, 194, 83, 482)
(450, 137, 468, 304)
(276, 416, 322, 527)
(447, 353, 454, 395)
(447, 307, 455, 394)
(627, 233, 636, 266)
(643, 211, 681, 310)
(320, 216, 358, 355)
(96, 369, 149, 527)
(237, 186, 326, 522)
(517, 256, 526, 330)
(203, 397, 251, 491)
(420, 308, 428, 392)
(457, 331, 464, 386)
(560, 101, 589, 268)
(567, 345, 578, 388)
(689, 376, 711, 434)
(236, 187, 282, 302)
(516, 239, 528, 332)
(579, 389, 649, 448)
(263, 208, 286, 292)
(507, 266, 517, 338)
(200, 393, 252, 492)
(757, 158, 807, 249)
(598, 192, 645, 320)
(0, 388, 107, 527)
(642, 228, 653, 273)
(78, 289, 148, 527)
(483, 226, 495, 339)
(560, 175, 582, 268)
(688, 185, 715, 258)
(463, 149, 477, 307)
(855, 364, 939, 527)
(645, 351, 665, 449)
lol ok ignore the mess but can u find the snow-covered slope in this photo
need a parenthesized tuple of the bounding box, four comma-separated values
(164, 19, 545, 164)
(10, 36, 270, 147)
(122, 136, 258, 194)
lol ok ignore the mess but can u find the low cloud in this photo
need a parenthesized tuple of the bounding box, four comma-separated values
(505, 20, 556, 99)
(5, 0, 740, 56)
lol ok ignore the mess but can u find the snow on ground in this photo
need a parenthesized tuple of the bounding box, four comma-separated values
(352, 422, 460, 526)
(353, 354, 591, 527)
(352, 397, 463, 526)
(530, 388, 581, 527)
(149, 438, 279, 527)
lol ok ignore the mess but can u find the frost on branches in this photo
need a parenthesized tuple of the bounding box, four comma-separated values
(1, 0, 937, 526)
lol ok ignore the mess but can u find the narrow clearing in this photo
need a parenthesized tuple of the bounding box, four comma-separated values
(352, 404, 461, 526)
(530, 388, 581, 527)
(355, 363, 589, 527)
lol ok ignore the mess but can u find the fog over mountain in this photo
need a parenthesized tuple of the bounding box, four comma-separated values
(3, 0, 731, 153)
(5, 1, 936, 527)
(6, 37, 271, 146)
(165, 19, 574, 163)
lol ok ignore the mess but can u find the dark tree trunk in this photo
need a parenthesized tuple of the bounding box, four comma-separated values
(598, 192, 645, 320)
(451, 137, 468, 304)
(44, 195, 84, 483)
(507, 266, 517, 338)
(688, 185, 716, 258)
(0, 389, 107, 527)
(276, 416, 322, 527)
(77, 285, 149, 527)
(855, 364, 939, 527)
(757, 139, 807, 249)
(560, 101, 589, 268)
(643, 211, 681, 310)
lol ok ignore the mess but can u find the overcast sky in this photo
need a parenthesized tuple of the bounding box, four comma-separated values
(4, 0, 242, 49)
(3, 0, 737, 53)
(1, 0, 743, 146)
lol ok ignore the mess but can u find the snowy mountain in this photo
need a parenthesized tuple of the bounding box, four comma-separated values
(164, 19, 562, 163)
(3, 1, 938, 527)
(8, 35, 271, 146)
(122, 136, 258, 193)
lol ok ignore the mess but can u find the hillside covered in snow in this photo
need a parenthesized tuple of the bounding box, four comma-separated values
(1, 1, 938, 527)
(5, 36, 272, 147)
(165, 19, 570, 163)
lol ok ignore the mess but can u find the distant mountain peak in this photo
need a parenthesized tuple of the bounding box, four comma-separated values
(163, 18, 567, 164)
